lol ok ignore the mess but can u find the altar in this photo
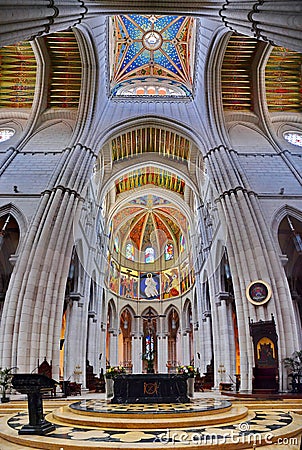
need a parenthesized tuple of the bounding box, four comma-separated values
(110, 373, 190, 404)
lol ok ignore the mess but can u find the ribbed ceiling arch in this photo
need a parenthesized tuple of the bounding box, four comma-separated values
(116, 167, 185, 195)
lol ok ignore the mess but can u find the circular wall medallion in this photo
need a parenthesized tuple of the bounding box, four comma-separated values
(142, 31, 162, 51)
(246, 280, 272, 306)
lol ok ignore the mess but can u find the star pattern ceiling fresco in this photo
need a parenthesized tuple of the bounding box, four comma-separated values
(110, 15, 196, 97)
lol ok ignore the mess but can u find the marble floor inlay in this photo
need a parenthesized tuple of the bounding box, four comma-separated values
(6, 409, 295, 445)
(69, 398, 231, 415)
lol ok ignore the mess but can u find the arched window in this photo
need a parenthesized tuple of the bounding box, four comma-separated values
(125, 242, 135, 261)
(0, 128, 15, 143)
(164, 243, 174, 261)
(145, 247, 155, 263)
(180, 234, 186, 253)
(114, 236, 119, 253)
(283, 131, 302, 147)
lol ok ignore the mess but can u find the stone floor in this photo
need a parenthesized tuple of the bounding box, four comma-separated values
(0, 391, 301, 449)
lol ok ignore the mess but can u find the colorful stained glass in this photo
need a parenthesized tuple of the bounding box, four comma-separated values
(164, 243, 174, 261)
(180, 234, 186, 252)
(114, 236, 119, 253)
(0, 129, 15, 143)
(145, 246, 155, 263)
(125, 242, 135, 261)
(283, 132, 302, 147)
(110, 15, 196, 97)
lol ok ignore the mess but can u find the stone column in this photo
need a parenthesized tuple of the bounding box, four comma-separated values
(109, 330, 118, 366)
(1, 2, 301, 53)
(0, 143, 96, 374)
(220, 0, 302, 52)
(157, 315, 168, 373)
(131, 315, 142, 373)
(0, 0, 89, 47)
(204, 144, 301, 391)
(87, 312, 98, 371)
(64, 294, 85, 382)
(182, 332, 191, 366)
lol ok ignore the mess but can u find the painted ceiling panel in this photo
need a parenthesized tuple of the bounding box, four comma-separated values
(110, 14, 195, 97)
(0, 42, 36, 108)
(112, 194, 186, 255)
(116, 167, 185, 195)
(265, 47, 302, 112)
(45, 31, 82, 108)
(221, 34, 258, 110)
(111, 127, 190, 161)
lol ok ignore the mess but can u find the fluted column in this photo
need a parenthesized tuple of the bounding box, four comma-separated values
(0, 143, 97, 375)
(204, 144, 300, 391)
(220, 0, 302, 52)
(1, 2, 301, 53)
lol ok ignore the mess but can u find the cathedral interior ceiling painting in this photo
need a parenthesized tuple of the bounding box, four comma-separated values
(221, 34, 257, 111)
(111, 127, 191, 161)
(109, 14, 196, 97)
(115, 167, 186, 195)
(0, 42, 36, 108)
(44, 31, 82, 108)
(265, 47, 302, 112)
(107, 194, 194, 300)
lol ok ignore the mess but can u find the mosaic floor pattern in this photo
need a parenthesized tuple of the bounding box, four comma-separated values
(1, 405, 301, 449)
(70, 398, 231, 415)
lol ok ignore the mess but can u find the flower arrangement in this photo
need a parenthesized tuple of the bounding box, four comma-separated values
(105, 365, 126, 378)
(176, 365, 197, 377)
(0, 367, 16, 402)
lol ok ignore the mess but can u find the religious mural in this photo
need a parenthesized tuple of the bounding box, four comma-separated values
(140, 272, 160, 299)
(161, 268, 180, 298)
(120, 267, 138, 299)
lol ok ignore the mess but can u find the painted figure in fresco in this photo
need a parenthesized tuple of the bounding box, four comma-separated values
(145, 273, 158, 298)
(162, 269, 179, 298)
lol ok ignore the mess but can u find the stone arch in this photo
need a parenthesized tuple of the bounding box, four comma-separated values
(0, 203, 27, 256)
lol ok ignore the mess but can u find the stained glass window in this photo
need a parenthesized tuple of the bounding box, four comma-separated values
(126, 242, 135, 261)
(145, 247, 155, 263)
(165, 243, 174, 261)
(283, 131, 302, 147)
(110, 15, 196, 97)
(180, 234, 186, 253)
(0, 128, 15, 143)
(114, 236, 119, 253)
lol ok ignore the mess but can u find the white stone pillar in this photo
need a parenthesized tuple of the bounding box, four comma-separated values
(64, 294, 85, 382)
(182, 332, 191, 365)
(109, 330, 118, 366)
(131, 315, 142, 373)
(157, 315, 168, 373)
